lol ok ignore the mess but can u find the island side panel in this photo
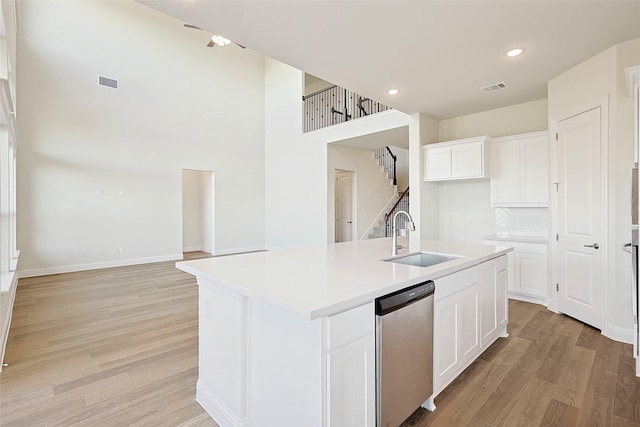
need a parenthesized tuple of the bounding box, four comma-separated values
(197, 282, 250, 426)
(247, 298, 324, 426)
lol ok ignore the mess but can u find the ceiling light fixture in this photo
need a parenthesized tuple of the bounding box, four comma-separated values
(506, 48, 525, 57)
(211, 35, 231, 47)
(387, 89, 399, 95)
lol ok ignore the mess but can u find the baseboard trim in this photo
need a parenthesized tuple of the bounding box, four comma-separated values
(17, 253, 184, 279)
(213, 246, 266, 257)
(182, 245, 203, 252)
(508, 292, 547, 306)
(604, 324, 633, 344)
(196, 381, 248, 427)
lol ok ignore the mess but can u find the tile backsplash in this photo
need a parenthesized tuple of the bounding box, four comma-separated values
(495, 207, 548, 237)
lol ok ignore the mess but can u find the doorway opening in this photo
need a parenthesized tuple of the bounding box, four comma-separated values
(335, 170, 355, 243)
(181, 169, 215, 255)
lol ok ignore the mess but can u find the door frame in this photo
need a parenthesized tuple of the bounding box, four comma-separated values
(181, 169, 215, 254)
(334, 169, 356, 243)
(549, 96, 609, 335)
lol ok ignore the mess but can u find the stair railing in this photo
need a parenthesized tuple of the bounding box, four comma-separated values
(372, 146, 397, 186)
(302, 85, 391, 133)
(385, 187, 410, 237)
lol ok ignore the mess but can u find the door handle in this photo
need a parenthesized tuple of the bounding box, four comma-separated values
(584, 243, 600, 249)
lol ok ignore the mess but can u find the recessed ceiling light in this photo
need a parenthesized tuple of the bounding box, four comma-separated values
(506, 48, 525, 57)
(387, 89, 399, 95)
(211, 35, 231, 47)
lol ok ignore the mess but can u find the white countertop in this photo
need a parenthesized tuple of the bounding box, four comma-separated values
(483, 234, 548, 244)
(176, 238, 512, 320)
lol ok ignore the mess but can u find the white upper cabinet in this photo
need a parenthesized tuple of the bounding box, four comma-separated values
(424, 136, 491, 181)
(490, 131, 549, 207)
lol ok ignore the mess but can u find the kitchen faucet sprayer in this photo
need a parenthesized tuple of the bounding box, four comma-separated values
(392, 210, 415, 256)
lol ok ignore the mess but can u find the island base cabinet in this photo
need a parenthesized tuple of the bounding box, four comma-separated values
(433, 256, 508, 396)
(480, 256, 509, 348)
(327, 334, 375, 426)
(433, 277, 480, 393)
(196, 282, 374, 427)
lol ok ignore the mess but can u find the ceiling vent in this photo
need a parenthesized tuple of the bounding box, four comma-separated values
(481, 82, 508, 93)
(98, 75, 119, 89)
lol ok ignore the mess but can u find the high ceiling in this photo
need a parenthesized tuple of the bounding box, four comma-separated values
(139, 1, 640, 119)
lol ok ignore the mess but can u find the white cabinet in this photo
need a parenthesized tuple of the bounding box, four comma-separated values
(327, 335, 375, 426)
(484, 238, 548, 305)
(0, 274, 17, 370)
(424, 136, 491, 181)
(479, 256, 508, 348)
(433, 256, 508, 395)
(490, 131, 549, 207)
(434, 282, 479, 392)
(325, 302, 375, 427)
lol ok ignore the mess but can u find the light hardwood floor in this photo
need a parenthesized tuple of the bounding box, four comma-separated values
(1, 254, 640, 426)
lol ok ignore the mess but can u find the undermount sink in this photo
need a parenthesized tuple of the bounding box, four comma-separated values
(382, 251, 462, 268)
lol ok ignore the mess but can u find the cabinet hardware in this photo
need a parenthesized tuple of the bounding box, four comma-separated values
(583, 243, 600, 249)
(556, 283, 559, 292)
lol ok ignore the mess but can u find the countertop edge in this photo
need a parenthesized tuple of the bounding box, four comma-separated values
(177, 245, 513, 321)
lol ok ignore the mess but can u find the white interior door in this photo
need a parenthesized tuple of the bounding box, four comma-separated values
(556, 107, 603, 329)
(335, 171, 354, 243)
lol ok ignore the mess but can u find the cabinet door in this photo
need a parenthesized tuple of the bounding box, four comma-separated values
(424, 146, 451, 181)
(451, 142, 483, 178)
(515, 252, 548, 298)
(522, 137, 549, 204)
(490, 141, 521, 205)
(327, 334, 375, 427)
(479, 260, 498, 348)
(434, 284, 479, 392)
(0, 292, 6, 346)
(496, 268, 508, 330)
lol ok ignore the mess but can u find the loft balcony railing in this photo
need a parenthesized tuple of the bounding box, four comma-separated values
(302, 85, 391, 133)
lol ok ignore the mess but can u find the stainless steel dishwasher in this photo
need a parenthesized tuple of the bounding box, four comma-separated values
(375, 280, 435, 427)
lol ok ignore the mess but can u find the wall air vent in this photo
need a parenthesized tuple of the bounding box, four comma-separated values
(98, 75, 119, 89)
(481, 82, 508, 93)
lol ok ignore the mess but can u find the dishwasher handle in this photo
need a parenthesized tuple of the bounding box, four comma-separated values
(375, 281, 435, 316)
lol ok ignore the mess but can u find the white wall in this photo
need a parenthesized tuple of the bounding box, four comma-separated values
(433, 100, 548, 242)
(439, 99, 548, 141)
(265, 58, 410, 249)
(327, 145, 397, 240)
(17, 1, 266, 275)
(547, 37, 640, 340)
(392, 146, 409, 191)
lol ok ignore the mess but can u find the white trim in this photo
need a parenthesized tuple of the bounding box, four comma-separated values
(604, 324, 633, 344)
(182, 245, 204, 253)
(507, 293, 547, 306)
(625, 65, 640, 98)
(17, 253, 184, 279)
(212, 246, 265, 257)
(196, 381, 248, 427)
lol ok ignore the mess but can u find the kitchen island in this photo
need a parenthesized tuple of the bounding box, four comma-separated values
(177, 238, 511, 427)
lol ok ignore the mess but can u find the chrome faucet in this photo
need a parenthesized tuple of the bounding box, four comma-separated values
(392, 210, 416, 256)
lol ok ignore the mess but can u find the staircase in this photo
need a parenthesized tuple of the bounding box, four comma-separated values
(365, 147, 408, 239)
(368, 193, 401, 239)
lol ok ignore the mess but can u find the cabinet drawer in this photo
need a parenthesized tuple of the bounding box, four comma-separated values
(434, 265, 479, 301)
(326, 303, 374, 351)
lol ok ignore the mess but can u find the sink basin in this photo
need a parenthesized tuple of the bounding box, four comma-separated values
(383, 251, 462, 268)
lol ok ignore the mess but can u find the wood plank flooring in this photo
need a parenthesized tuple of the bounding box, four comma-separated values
(402, 300, 640, 427)
(1, 254, 639, 426)
(0, 252, 217, 427)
